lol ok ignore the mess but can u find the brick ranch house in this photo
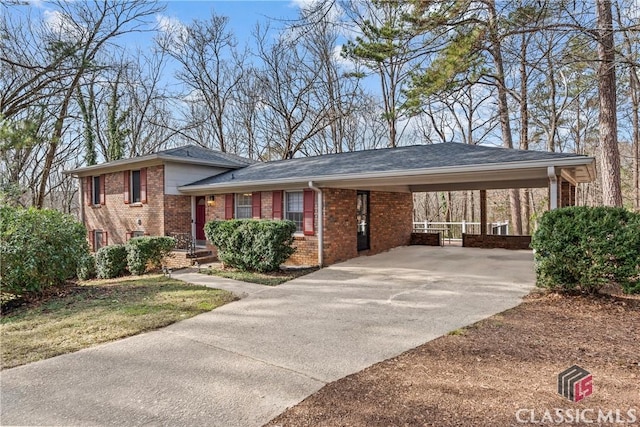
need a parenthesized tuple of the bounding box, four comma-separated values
(66, 143, 595, 267)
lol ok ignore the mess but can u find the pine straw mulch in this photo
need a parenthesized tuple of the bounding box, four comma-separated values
(266, 291, 640, 427)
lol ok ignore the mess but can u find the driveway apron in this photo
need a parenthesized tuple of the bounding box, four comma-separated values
(1, 246, 535, 426)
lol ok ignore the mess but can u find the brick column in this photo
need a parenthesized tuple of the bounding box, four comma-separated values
(480, 189, 487, 236)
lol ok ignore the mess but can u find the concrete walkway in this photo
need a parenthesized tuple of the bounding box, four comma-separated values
(1, 246, 535, 427)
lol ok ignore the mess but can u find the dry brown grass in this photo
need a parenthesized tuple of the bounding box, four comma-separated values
(0, 275, 235, 369)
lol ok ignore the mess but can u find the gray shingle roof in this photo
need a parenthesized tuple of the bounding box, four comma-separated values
(65, 144, 254, 175)
(158, 145, 254, 167)
(184, 143, 590, 187)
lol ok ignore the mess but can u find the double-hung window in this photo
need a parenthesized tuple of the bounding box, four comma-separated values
(235, 193, 253, 219)
(92, 176, 101, 205)
(124, 168, 146, 204)
(285, 191, 304, 233)
(130, 170, 141, 203)
(94, 230, 106, 251)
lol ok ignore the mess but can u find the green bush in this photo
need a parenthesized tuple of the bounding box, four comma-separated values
(531, 206, 640, 294)
(205, 219, 296, 272)
(0, 206, 89, 295)
(95, 245, 128, 279)
(77, 253, 97, 280)
(126, 236, 176, 275)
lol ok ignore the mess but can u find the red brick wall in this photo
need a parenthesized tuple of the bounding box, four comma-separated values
(84, 165, 166, 246)
(261, 191, 273, 219)
(462, 234, 532, 250)
(368, 191, 413, 254)
(323, 189, 358, 265)
(287, 236, 319, 266)
(322, 189, 412, 265)
(164, 194, 191, 235)
(195, 188, 412, 267)
(410, 232, 441, 246)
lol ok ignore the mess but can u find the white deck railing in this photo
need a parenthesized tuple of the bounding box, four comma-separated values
(412, 220, 509, 241)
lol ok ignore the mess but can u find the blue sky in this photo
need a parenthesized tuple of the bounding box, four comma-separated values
(161, 0, 302, 44)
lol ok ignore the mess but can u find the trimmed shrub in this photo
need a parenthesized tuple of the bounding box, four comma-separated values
(77, 253, 97, 280)
(205, 219, 296, 272)
(126, 236, 176, 275)
(95, 245, 128, 279)
(0, 206, 89, 295)
(531, 206, 640, 294)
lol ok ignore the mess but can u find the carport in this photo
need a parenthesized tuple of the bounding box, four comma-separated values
(179, 143, 596, 265)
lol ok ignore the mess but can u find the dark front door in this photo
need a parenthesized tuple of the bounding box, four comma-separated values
(357, 191, 370, 251)
(195, 196, 206, 242)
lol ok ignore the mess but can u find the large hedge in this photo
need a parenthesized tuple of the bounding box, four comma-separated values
(95, 244, 128, 279)
(126, 236, 176, 275)
(205, 219, 296, 272)
(531, 206, 640, 294)
(0, 206, 89, 295)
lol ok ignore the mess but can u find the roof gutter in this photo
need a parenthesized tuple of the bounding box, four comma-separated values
(308, 181, 323, 267)
(63, 154, 249, 176)
(178, 156, 596, 193)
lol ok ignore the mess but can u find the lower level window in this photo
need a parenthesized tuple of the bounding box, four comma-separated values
(285, 191, 303, 232)
(94, 230, 105, 251)
(132, 231, 145, 238)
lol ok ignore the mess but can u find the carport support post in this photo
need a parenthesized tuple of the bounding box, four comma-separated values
(548, 166, 558, 210)
(480, 190, 487, 236)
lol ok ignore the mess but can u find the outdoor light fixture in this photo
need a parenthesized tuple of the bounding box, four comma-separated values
(207, 195, 216, 206)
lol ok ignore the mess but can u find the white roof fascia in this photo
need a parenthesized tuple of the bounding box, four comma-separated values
(64, 154, 245, 176)
(177, 157, 595, 193)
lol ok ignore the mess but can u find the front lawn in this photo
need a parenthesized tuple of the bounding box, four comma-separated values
(0, 276, 235, 369)
(203, 266, 318, 286)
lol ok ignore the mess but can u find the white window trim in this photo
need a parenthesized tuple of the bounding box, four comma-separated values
(284, 190, 304, 235)
(235, 193, 253, 219)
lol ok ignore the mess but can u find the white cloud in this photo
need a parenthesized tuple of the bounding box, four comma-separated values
(156, 14, 187, 40)
(43, 9, 84, 40)
(25, 0, 44, 8)
(333, 44, 357, 70)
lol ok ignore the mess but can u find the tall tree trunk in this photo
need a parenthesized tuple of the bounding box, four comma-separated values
(520, 32, 530, 234)
(596, 0, 623, 206)
(487, 0, 522, 234)
(617, 3, 640, 210)
(633, 71, 640, 211)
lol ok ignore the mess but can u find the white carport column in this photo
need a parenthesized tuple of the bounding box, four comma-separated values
(308, 181, 323, 267)
(548, 166, 558, 210)
(190, 196, 197, 240)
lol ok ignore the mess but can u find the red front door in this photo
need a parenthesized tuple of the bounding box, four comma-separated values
(195, 196, 206, 241)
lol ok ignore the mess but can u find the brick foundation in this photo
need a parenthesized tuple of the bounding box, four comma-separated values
(410, 232, 441, 246)
(462, 234, 532, 250)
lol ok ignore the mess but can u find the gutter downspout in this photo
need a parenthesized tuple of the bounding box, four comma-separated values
(548, 166, 558, 210)
(308, 181, 323, 267)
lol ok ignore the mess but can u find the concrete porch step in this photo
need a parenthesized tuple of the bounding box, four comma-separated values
(186, 250, 213, 259)
(190, 255, 217, 265)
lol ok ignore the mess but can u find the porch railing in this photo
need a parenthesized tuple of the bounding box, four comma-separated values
(413, 220, 509, 242)
(166, 232, 196, 256)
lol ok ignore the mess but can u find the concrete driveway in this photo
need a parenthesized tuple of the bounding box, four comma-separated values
(1, 246, 534, 426)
